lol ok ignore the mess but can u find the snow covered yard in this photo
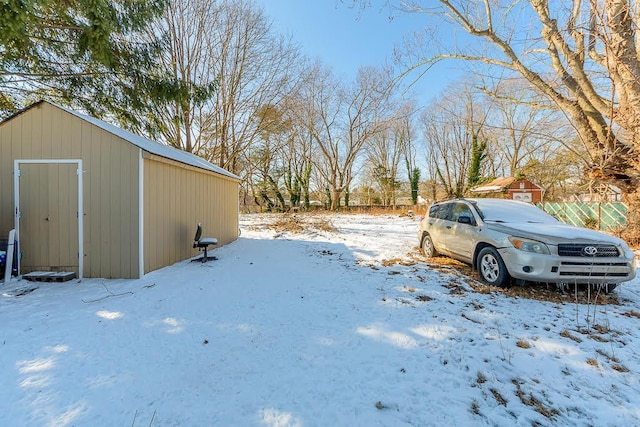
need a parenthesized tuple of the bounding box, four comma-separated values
(1, 213, 639, 427)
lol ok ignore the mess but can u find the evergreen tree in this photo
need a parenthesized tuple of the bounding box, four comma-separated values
(408, 162, 420, 205)
(467, 133, 487, 189)
(0, 0, 198, 128)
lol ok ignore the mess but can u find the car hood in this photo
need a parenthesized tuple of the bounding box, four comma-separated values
(484, 222, 626, 246)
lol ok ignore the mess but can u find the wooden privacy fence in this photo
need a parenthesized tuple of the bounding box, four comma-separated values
(536, 202, 628, 231)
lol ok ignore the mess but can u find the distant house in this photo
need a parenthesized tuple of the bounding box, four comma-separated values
(470, 177, 544, 203)
(0, 101, 240, 279)
(573, 183, 623, 202)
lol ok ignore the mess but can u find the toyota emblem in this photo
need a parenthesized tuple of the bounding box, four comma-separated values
(583, 246, 598, 256)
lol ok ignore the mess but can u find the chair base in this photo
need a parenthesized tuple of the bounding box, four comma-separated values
(191, 244, 218, 263)
(191, 255, 218, 263)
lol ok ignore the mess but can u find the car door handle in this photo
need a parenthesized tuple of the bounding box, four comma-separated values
(446, 225, 452, 229)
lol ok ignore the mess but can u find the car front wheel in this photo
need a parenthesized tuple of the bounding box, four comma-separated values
(477, 247, 510, 287)
(420, 234, 438, 258)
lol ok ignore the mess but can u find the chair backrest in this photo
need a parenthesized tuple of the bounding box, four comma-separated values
(194, 223, 203, 242)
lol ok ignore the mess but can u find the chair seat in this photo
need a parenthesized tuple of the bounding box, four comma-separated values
(198, 237, 218, 246)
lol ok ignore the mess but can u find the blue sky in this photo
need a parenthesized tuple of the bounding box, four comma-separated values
(256, 0, 463, 104)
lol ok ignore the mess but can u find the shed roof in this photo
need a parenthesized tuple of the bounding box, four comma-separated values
(3, 101, 240, 180)
(470, 177, 517, 193)
(470, 176, 544, 193)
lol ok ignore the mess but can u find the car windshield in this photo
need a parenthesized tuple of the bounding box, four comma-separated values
(473, 199, 560, 224)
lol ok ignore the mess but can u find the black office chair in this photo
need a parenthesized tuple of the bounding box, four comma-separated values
(192, 223, 218, 262)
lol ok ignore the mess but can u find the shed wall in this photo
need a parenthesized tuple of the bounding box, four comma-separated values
(506, 179, 544, 203)
(143, 154, 239, 273)
(0, 102, 140, 278)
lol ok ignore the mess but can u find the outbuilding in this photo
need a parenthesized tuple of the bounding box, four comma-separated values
(470, 176, 544, 203)
(0, 101, 240, 279)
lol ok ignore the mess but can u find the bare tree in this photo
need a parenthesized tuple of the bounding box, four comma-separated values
(246, 103, 291, 211)
(288, 63, 395, 210)
(520, 145, 587, 202)
(367, 131, 401, 206)
(476, 78, 584, 179)
(203, 0, 301, 175)
(140, 0, 300, 166)
(144, 0, 218, 153)
(282, 99, 315, 209)
(329, 66, 396, 209)
(355, 0, 640, 192)
(366, 101, 416, 207)
(421, 83, 489, 197)
(400, 109, 422, 206)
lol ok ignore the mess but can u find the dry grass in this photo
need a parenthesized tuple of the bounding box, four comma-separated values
(512, 379, 560, 419)
(586, 358, 599, 367)
(467, 302, 484, 310)
(267, 213, 336, 234)
(612, 364, 630, 373)
(422, 253, 623, 305)
(516, 339, 532, 349)
(382, 258, 416, 267)
(490, 388, 508, 406)
(593, 324, 610, 334)
(442, 282, 467, 296)
(560, 329, 583, 343)
(596, 349, 620, 363)
(270, 216, 305, 233)
(336, 206, 424, 217)
(588, 334, 610, 343)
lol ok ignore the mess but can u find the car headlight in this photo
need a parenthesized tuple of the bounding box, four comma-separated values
(508, 237, 550, 255)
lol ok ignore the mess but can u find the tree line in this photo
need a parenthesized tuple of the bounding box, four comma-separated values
(2, 0, 639, 241)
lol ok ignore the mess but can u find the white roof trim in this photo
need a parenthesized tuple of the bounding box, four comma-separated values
(54, 103, 240, 180)
(470, 185, 503, 193)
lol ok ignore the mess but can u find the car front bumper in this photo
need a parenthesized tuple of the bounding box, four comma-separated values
(497, 248, 637, 285)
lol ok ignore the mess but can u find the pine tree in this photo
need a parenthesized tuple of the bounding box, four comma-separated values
(408, 164, 420, 205)
(0, 0, 197, 127)
(467, 133, 487, 189)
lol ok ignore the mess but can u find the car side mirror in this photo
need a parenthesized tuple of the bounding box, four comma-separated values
(457, 215, 474, 225)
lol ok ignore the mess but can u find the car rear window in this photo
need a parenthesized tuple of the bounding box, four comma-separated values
(429, 203, 451, 220)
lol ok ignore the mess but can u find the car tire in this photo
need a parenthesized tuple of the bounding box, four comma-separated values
(477, 247, 510, 287)
(420, 234, 438, 258)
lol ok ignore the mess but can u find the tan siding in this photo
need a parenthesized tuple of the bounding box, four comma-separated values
(20, 165, 47, 270)
(143, 154, 239, 274)
(57, 164, 76, 268)
(0, 102, 140, 279)
(87, 119, 101, 275)
(119, 144, 133, 276)
(82, 126, 140, 279)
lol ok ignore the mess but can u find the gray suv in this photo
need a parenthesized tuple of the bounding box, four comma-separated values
(418, 198, 636, 290)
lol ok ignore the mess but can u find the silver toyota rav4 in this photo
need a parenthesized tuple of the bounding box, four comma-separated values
(418, 198, 637, 290)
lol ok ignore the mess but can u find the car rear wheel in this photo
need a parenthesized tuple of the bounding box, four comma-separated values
(420, 234, 438, 258)
(477, 247, 510, 287)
